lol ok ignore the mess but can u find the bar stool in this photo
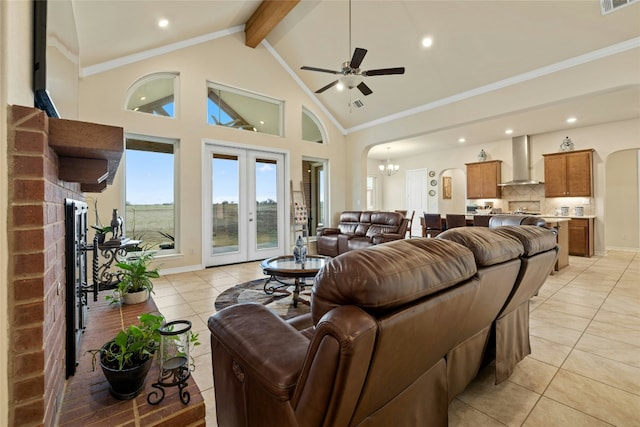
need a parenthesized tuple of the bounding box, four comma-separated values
(473, 215, 492, 227)
(445, 214, 467, 229)
(422, 213, 443, 237)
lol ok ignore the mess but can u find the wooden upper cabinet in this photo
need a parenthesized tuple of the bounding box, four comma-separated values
(466, 160, 502, 199)
(543, 149, 593, 197)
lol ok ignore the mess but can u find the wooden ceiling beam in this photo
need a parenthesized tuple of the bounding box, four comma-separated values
(245, 0, 299, 48)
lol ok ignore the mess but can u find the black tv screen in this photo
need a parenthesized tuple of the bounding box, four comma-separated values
(32, 0, 60, 118)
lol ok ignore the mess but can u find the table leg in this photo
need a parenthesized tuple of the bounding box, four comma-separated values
(292, 278, 301, 308)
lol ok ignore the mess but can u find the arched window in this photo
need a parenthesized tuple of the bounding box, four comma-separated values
(125, 72, 178, 117)
(301, 107, 326, 144)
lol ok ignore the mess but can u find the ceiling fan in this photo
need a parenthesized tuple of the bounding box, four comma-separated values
(300, 1, 405, 96)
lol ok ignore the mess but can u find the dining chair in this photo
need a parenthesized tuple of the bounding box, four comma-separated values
(422, 213, 443, 237)
(446, 214, 467, 229)
(473, 215, 492, 227)
(406, 210, 415, 238)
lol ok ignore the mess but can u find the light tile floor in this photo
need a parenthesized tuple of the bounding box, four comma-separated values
(156, 250, 639, 426)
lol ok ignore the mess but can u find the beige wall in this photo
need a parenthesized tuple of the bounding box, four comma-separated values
(605, 150, 640, 249)
(78, 33, 348, 272)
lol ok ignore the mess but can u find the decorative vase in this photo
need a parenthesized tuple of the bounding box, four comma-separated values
(560, 136, 574, 152)
(100, 345, 153, 400)
(123, 289, 149, 305)
(293, 235, 307, 264)
(477, 149, 487, 162)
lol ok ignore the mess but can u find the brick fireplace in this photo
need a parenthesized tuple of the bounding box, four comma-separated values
(6, 105, 123, 426)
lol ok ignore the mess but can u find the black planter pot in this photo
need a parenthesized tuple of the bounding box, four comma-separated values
(100, 346, 154, 400)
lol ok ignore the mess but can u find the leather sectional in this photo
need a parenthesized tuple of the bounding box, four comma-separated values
(208, 222, 558, 426)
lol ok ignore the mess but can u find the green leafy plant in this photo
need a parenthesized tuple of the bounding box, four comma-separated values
(115, 251, 159, 295)
(88, 312, 164, 371)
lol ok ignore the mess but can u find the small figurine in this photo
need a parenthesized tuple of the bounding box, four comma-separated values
(110, 208, 124, 240)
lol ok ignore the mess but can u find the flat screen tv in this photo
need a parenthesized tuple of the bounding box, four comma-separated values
(33, 0, 61, 118)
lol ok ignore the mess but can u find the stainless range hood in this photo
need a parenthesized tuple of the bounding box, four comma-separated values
(499, 135, 543, 186)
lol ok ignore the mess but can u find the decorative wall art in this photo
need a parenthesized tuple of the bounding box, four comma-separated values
(443, 176, 452, 199)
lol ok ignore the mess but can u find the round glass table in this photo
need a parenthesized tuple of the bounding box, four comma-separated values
(260, 255, 330, 307)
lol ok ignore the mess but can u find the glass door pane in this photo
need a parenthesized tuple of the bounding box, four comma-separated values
(255, 158, 278, 250)
(211, 153, 239, 255)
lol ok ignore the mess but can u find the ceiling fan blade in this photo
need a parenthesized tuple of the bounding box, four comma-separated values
(357, 82, 373, 96)
(350, 48, 367, 69)
(315, 80, 339, 93)
(362, 67, 405, 76)
(301, 66, 342, 75)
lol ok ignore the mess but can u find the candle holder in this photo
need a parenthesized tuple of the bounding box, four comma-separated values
(147, 320, 193, 405)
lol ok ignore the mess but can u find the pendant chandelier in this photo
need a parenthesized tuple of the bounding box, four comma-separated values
(379, 147, 399, 176)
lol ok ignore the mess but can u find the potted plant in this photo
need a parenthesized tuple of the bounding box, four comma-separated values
(91, 225, 113, 245)
(109, 251, 159, 305)
(88, 312, 164, 399)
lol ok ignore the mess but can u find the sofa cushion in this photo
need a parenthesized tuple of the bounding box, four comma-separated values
(492, 225, 557, 257)
(437, 227, 524, 267)
(365, 212, 404, 237)
(312, 238, 477, 323)
(338, 211, 363, 234)
(489, 215, 546, 228)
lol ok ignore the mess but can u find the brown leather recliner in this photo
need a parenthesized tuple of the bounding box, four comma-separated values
(316, 211, 407, 257)
(208, 233, 528, 426)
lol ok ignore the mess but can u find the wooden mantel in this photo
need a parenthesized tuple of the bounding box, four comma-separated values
(47, 117, 124, 192)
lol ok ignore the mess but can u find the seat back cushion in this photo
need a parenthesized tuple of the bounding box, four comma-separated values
(365, 212, 404, 237)
(338, 211, 362, 234)
(437, 227, 524, 267)
(492, 225, 557, 256)
(311, 238, 477, 323)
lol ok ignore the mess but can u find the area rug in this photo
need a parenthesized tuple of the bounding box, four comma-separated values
(214, 278, 311, 320)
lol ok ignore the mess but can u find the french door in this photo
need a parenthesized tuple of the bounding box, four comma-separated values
(203, 144, 286, 266)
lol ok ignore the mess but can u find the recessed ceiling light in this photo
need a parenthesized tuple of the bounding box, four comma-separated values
(421, 37, 433, 48)
(139, 96, 146, 101)
(458, 137, 466, 143)
(158, 19, 169, 28)
(566, 117, 577, 123)
(336, 82, 345, 91)
(259, 120, 265, 125)
(505, 129, 514, 135)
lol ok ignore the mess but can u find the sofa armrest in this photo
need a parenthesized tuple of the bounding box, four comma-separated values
(372, 233, 404, 245)
(317, 227, 339, 237)
(208, 303, 309, 400)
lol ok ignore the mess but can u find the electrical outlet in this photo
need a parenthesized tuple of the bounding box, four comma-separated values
(582, 198, 591, 205)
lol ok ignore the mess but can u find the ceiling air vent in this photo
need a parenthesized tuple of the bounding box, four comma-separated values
(351, 99, 365, 109)
(600, 0, 638, 15)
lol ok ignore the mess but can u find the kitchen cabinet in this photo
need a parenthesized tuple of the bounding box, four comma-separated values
(568, 217, 594, 257)
(543, 149, 593, 197)
(466, 160, 502, 199)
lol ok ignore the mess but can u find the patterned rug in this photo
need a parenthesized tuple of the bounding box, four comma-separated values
(214, 277, 311, 320)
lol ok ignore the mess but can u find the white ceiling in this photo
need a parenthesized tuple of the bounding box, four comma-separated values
(72, 0, 640, 159)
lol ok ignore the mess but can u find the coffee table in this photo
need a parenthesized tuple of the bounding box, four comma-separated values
(260, 255, 330, 307)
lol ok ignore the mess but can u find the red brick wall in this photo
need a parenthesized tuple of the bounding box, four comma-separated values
(7, 105, 83, 426)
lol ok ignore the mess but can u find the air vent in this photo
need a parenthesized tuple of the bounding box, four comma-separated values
(351, 99, 365, 109)
(601, 0, 638, 15)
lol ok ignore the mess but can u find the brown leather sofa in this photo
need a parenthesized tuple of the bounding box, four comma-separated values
(438, 217, 558, 384)
(316, 211, 408, 257)
(208, 225, 557, 426)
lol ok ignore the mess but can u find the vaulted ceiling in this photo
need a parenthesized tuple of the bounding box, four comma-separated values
(72, 0, 640, 158)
